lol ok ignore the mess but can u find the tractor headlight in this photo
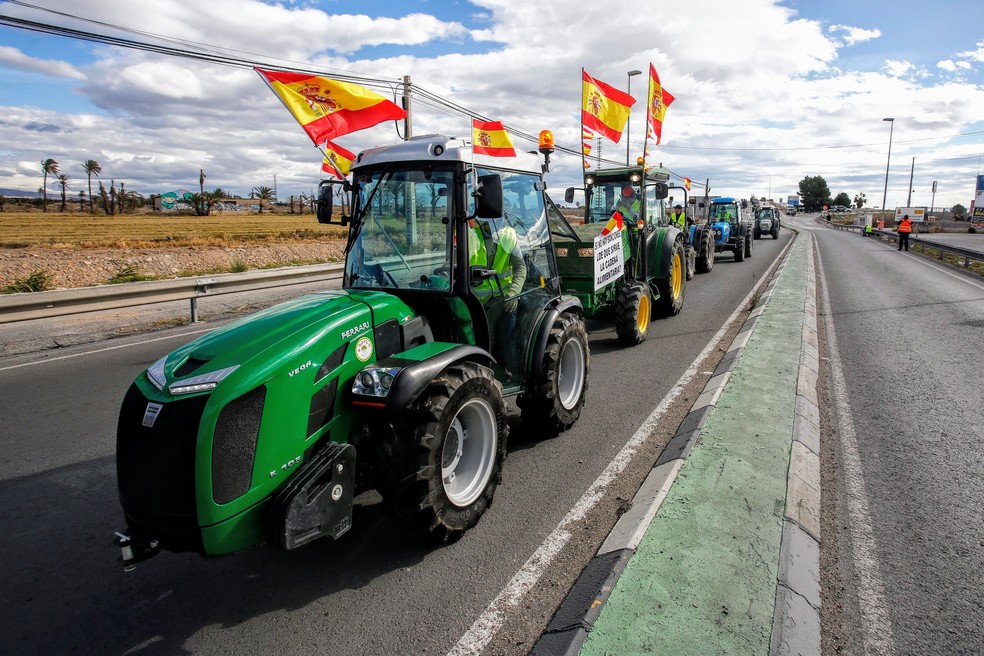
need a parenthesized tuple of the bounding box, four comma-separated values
(169, 364, 240, 395)
(146, 356, 168, 391)
(352, 366, 402, 398)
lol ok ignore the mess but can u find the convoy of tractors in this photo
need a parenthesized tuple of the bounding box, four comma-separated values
(114, 126, 779, 568)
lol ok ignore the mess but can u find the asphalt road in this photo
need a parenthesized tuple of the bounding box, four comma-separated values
(0, 230, 789, 656)
(798, 215, 984, 655)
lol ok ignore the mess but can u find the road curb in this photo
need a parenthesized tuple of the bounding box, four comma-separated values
(531, 233, 808, 656)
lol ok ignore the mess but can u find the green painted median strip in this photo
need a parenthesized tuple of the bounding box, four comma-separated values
(581, 239, 809, 655)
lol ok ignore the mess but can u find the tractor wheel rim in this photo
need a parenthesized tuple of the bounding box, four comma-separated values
(671, 253, 683, 297)
(441, 397, 497, 507)
(557, 335, 586, 410)
(637, 293, 650, 334)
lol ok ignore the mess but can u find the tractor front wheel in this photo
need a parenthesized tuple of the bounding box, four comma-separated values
(614, 281, 652, 345)
(654, 239, 686, 316)
(745, 229, 753, 258)
(386, 363, 507, 541)
(734, 236, 745, 262)
(518, 311, 589, 435)
(696, 228, 715, 274)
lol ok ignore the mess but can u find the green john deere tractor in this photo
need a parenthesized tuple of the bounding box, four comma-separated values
(551, 165, 687, 346)
(115, 134, 589, 567)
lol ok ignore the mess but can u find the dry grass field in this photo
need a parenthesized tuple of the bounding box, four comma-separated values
(0, 210, 347, 249)
(0, 211, 349, 291)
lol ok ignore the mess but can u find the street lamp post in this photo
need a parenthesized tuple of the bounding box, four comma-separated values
(625, 69, 642, 166)
(880, 117, 895, 223)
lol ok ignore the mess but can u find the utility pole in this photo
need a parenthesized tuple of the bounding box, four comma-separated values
(402, 75, 413, 141)
(906, 157, 915, 206)
(931, 180, 937, 220)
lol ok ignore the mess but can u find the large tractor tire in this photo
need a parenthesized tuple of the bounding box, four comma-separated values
(614, 281, 652, 345)
(772, 223, 780, 239)
(654, 238, 686, 317)
(518, 311, 589, 435)
(385, 362, 507, 541)
(695, 229, 715, 274)
(754, 225, 762, 239)
(744, 228, 753, 258)
(734, 235, 745, 262)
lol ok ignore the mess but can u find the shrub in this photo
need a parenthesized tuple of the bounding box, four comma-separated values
(108, 265, 153, 284)
(970, 226, 977, 234)
(2, 269, 52, 293)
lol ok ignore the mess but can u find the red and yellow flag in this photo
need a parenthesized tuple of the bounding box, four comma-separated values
(472, 119, 516, 157)
(684, 177, 692, 191)
(321, 140, 356, 179)
(256, 67, 406, 145)
(581, 69, 636, 144)
(646, 63, 675, 145)
(601, 211, 624, 236)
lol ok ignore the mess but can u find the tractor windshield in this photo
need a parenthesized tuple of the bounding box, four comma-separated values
(709, 202, 739, 223)
(345, 167, 453, 291)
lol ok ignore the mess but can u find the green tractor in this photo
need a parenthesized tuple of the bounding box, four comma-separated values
(552, 165, 687, 346)
(115, 134, 589, 567)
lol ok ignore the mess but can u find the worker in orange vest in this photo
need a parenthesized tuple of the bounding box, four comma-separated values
(897, 214, 913, 251)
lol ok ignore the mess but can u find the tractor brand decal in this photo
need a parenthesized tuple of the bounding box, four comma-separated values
(142, 402, 163, 428)
(288, 360, 313, 378)
(269, 454, 303, 479)
(355, 336, 373, 362)
(341, 321, 370, 340)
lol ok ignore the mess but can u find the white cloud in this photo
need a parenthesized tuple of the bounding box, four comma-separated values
(0, 46, 86, 80)
(828, 24, 881, 46)
(937, 60, 957, 72)
(1, 0, 983, 207)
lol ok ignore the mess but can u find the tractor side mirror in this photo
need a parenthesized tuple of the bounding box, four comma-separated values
(475, 174, 503, 219)
(565, 187, 576, 204)
(652, 182, 669, 200)
(316, 182, 334, 225)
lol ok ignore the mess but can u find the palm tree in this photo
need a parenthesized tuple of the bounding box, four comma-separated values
(81, 159, 102, 214)
(57, 173, 70, 212)
(251, 185, 275, 214)
(41, 158, 59, 212)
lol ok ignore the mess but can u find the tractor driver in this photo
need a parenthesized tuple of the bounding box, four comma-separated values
(669, 204, 688, 230)
(614, 185, 642, 226)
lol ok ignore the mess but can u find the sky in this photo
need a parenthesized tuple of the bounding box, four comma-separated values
(1, 0, 984, 210)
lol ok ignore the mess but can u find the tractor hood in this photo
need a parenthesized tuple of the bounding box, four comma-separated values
(141, 290, 411, 400)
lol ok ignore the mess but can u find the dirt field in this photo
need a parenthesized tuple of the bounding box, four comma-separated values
(0, 211, 347, 290)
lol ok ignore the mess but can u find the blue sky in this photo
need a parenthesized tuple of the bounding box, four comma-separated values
(1, 0, 983, 209)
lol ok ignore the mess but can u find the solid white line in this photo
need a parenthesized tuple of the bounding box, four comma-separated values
(447, 235, 797, 656)
(815, 248, 896, 655)
(0, 327, 213, 373)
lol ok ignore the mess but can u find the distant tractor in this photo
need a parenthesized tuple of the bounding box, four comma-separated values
(707, 197, 753, 262)
(553, 164, 687, 346)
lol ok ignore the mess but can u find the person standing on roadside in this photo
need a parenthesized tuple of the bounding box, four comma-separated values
(897, 214, 913, 251)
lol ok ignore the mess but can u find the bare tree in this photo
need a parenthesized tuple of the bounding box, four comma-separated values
(41, 158, 59, 212)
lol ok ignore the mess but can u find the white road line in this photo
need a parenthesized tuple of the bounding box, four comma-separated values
(447, 237, 796, 656)
(816, 248, 896, 655)
(0, 327, 213, 373)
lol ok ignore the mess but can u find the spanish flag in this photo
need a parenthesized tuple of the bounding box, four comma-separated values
(256, 67, 406, 145)
(472, 119, 516, 157)
(684, 177, 692, 191)
(601, 211, 624, 236)
(321, 140, 356, 179)
(582, 69, 635, 144)
(646, 63, 675, 145)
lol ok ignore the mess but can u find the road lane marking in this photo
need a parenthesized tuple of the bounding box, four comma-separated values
(0, 327, 213, 372)
(816, 248, 896, 655)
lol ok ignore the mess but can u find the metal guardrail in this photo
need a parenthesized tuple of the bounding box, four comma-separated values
(822, 219, 984, 270)
(0, 262, 345, 324)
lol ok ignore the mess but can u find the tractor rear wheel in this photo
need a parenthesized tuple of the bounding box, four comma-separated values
(614, 281, 652, 345)
(734, 236, 745, 262)
(654, 239, 686, 316)
(386, 363, 507, 541)
(745, 229, 753, 258)
(696, 229, 715, 274)
(518, 311, 589, 435)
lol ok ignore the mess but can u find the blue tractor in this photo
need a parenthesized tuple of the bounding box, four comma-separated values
(706, 197, 752, 262)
